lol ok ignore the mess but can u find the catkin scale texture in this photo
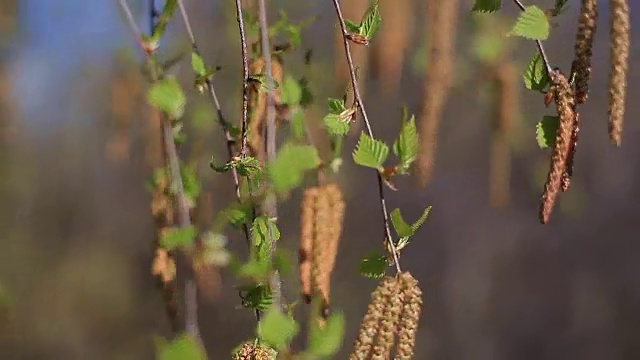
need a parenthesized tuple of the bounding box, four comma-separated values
(395, 273, 423, 360)
(540, 70, 576, 224)
(572, 0, 598, 105)
(608, 0, 630, 146)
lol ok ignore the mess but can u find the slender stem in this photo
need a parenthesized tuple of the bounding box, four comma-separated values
(330, 0, 401, 273)
(234, 0, 251, 157)
(257, 0, 283, 309)
(512, 0, 553, 74)
(118, 0, 201, 343)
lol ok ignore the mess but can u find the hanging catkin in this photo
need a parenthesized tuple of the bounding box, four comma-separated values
(608, 0, 630, 146)
(571, 0, 598, 105)
(540, 70, 576, 224)
(299, 183, 345, 315)
(561, 112, 579, 192)
(395, 272, 423, 360)
(414, 0, 460, 187)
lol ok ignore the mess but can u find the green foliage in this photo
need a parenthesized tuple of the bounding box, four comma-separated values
(359, 252, 388, 279)
(258, 307, 299, 351)
(523, 53, 549, 91)
(148, 0, 179, 46)
(392, 110, 419, 174)
(391, 207, 432, 250)
(353, 132, 389, 171)
(252, 216, 281, 249)
(191, 52, 206, 76)
(160, 226, 197, 251)
(324, 98, 352, 136)
(508, 6, 550, 40)
(180, 164, 200, 203)
(280, 76, 303, 105)
(267, 143, 320, 194)
(211, 156, 261, 177)
(238, 284, 273, 311)
(307, 312, 346, 357)
(358, 2, 382, 41)
(471, 0, 502, 13)
(553, 0, 570, 15)
(289, 110, 307, 140)
(155, 334, 206, 360)
(147, 76, 186, 119)
(536, 115, 559, 148)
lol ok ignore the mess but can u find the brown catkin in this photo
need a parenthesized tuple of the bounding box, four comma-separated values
(572, 0, 598, 105)
(395, 272, 423, 360)
(248, 57, 284, 160)
(561, 112, 580, 192)
(608, 0, 630, 146)
(299, 187, 318, 303)
(299, 184, 345, 314)
(232, 342, 277, 360)
(414, 0, 460, 187)
(540, 70, 576, 224)
(349, 276, 399, 360)
(371, 284, 402, 360)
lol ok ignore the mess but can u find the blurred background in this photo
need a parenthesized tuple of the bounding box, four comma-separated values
(1, 0, 640, 358)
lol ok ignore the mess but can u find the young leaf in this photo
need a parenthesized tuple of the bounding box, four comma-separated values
(523, 53, 549, 91)
(359, 2, 382, 40)
(147, 76, 186, 119)
(471, 0, 502, 13)
(553, 0, 569, 15)
(390, 209, 414, 238)
(238, 283, 273, 310)
(267, 143, 319, 194)
(191, 52, 207, 76)
(352, 132, 389, 170)
(324, 113, 351, 136)
(359, 253, 388, 279)
(280, 75, 302, 105)
(327, 98, 347, 114)
(156, 334, 206, 360)
(160, 226, 197, 251)
(289, 109, 306, 139)
(392, 113, 419, 172)
(536, 115, 559, 148)
(307, 311, 346, 357)
(344, 19, 361, 33)
(508, 6, 550, 40)
(258, 307, 299, 350)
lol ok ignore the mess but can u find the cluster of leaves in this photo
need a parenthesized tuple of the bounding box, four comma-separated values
(471, 0, 572, 149)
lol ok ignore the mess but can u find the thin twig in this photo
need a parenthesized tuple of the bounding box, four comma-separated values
(234, 0, 251, 157)
(257, 0, 283, 310)
(330, 0, 401, 274)
(176, 0, 253, 248)
(512, 0, 553, 74)
(118, 0, 201, 343)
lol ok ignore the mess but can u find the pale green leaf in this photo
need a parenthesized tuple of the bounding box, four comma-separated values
(359, 2, 382, 40)
(392, 113, 418, 172)
(191, 52, 206, 76)
(536, 115, 559, 148)
(147, 77, 186, 119)
(344, 19, 360, 33)
(390, 209, 413, 238)
(160, 226, 196, 251)
(523, 53, 549, 90)
(327, 98, 346, 114)
(258, 307, 299, 350)
(267, 143, 320, 193)
(156, 334, 206, 360)
(280, 75, 302, 105)
(471, 0, 502, 13)
(352, 132, 389, 170)
(307, 312, 345, 356)
(509, 6, 550, 40)
(359, 253, 387, 279)
(324, 113, 350, 136)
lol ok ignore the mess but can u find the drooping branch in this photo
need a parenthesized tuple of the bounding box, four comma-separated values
(330, 0, 401, 273)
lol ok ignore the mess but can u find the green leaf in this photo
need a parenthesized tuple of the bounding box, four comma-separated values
(324, 113, 351, 136)
(238, 284, 273, 310)
(472, 32, 506, 63)
(553, 0, 570, 15)
(359, 253, 387, 279)
(210, 156, 260, 177)
(344, 20, 360, 33)
(307, 311, 345, 357)
(289, 109, 306, 140)
(471, 0, 502, 12)
(252, 216, 281, 248)
(156, 334, 206, 360)
(509, 6, 550, 40)
(280, 75, 302, 105)
(536, 115, 559, 148)
(390, 209, 413, 238)
(327, 98, 347, 114)
(160, 226, 196, 251)
(359, 2, 382, 40)
(191, 52, 206, 76)
(180, 164, 200, 203)
(258, 307, 299, 350)
(392, 111, 418, 172)
(147, 77, 186, 119)
(267, 143, 320, 193)
(523, 53, 549, 91)
(352, 132, 389, 170)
